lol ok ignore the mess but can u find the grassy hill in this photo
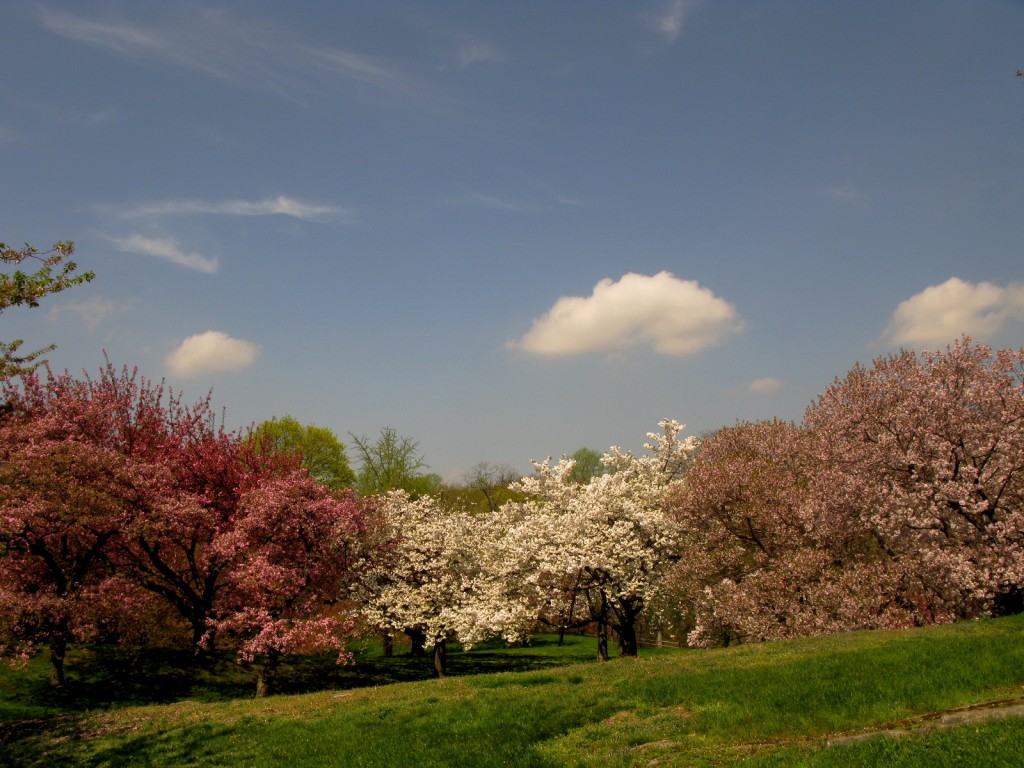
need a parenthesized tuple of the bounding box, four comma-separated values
(2, 615, 1023, 767)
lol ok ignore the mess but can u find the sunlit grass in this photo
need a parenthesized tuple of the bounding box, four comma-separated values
(2, 617, 1023, 767)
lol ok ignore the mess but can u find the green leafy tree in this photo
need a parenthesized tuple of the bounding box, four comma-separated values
(1, 241, 94, 376)
(568, 447, 606, 485)
(350, 427, 440, 497)
(251, 415, 356, 490)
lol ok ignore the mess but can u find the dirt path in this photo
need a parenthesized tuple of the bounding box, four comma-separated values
(823, 696, 1024, 746)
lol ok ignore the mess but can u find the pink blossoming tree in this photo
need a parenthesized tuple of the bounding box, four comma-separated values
(670, 338, 1024, 647)
(212, 474, 377, 695)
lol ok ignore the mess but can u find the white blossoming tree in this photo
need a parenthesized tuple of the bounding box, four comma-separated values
(494, 420, 698, 659)
(362, 420, 698, 669)
(360, 491, 498, 676)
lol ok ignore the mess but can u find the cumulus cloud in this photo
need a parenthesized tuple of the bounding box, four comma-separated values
(509, 271, 743, 358)
(109, 234, 218, 274)
(748, 377, 784, 395)
(166, 331, 260, 377)
(882, 277, 1024, 347)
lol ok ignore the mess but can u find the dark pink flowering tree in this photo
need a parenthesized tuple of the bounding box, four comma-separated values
(0, 365, 175, 684)
(0, 362, 385, 692)
(112, 431, 302, 652)
(212, 474, 377, 696)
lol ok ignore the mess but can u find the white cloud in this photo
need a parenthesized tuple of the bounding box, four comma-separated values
(109, 234, 218, 274)
(456, 40, 503, 68)
(464, 192, 533, 212)
(166, 331, 260, 377)
(115, 195, 348, 223)
(649, 0, 697, 44)
(49, 296, 134, 330)
(37, 7, 425, 102)
(883, 277, 1024, 347)
(556, 196, 586, 208)
(509, 271, 743, 357)
(748, 377, 784, 395)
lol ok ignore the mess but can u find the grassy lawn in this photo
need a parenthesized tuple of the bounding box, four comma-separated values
(1, 617, 1023, 767)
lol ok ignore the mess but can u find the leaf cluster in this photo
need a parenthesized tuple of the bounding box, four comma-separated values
(0, 241, 94, 377)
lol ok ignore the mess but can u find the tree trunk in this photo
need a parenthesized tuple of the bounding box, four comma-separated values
(433, 639, 447, 678)
(612, 598, 641, 657)
(595, 591, 610, 661)
(558, 591, 578, 646)
(191, 618, 216, 653)
(255, 649, 281, 697)
(382, 632, 394, 658)
(406, 627, 426, 657)
(49, 636, 67, 687)
(617, 620, 639, 657)
(596, 618, 609, 662)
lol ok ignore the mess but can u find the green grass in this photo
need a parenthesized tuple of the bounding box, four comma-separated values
(746, 718, 1024, 767)
(2, 618, 1023, 767)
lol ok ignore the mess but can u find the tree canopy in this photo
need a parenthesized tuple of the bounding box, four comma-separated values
(251, 415, 356, 490)
(350, 427, 441, 497)
(668, 337, 1024, 647)
(0, 241, 94, 377)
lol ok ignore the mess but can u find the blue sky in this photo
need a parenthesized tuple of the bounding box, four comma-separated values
(3, 1, 1023, 479)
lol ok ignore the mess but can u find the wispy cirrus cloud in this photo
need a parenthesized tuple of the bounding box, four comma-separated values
(464, 192, 535, 212)
(509, 271, 743, 358)
(109, 195, 349, 223)
(108, 234, 219, 274)
(36, 6, 428, 104)
(49, 296, 135, 330)
(97, 194, 347, 274)
(455, 40, 504, 68)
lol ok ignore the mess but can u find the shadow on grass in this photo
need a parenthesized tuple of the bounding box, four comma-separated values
(0, 634, 601, 733)
(277, 634, 599, 693)
(0, 712, 238, 768)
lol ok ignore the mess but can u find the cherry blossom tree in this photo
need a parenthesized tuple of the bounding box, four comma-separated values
(497, 420, 698, 659)
(0, 365, 174, 684)
(670, 338, 1024, 647)
(360, 491, 492, 677)
(667, 419, 813, 646)
(362, 421, 696, 668)
(211, 474, 377, 696)
(669, 419, 924, 646)
(111, 430, 299, 652)
(804, 336, 1024, 618)
(0, 362, 388, 691)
